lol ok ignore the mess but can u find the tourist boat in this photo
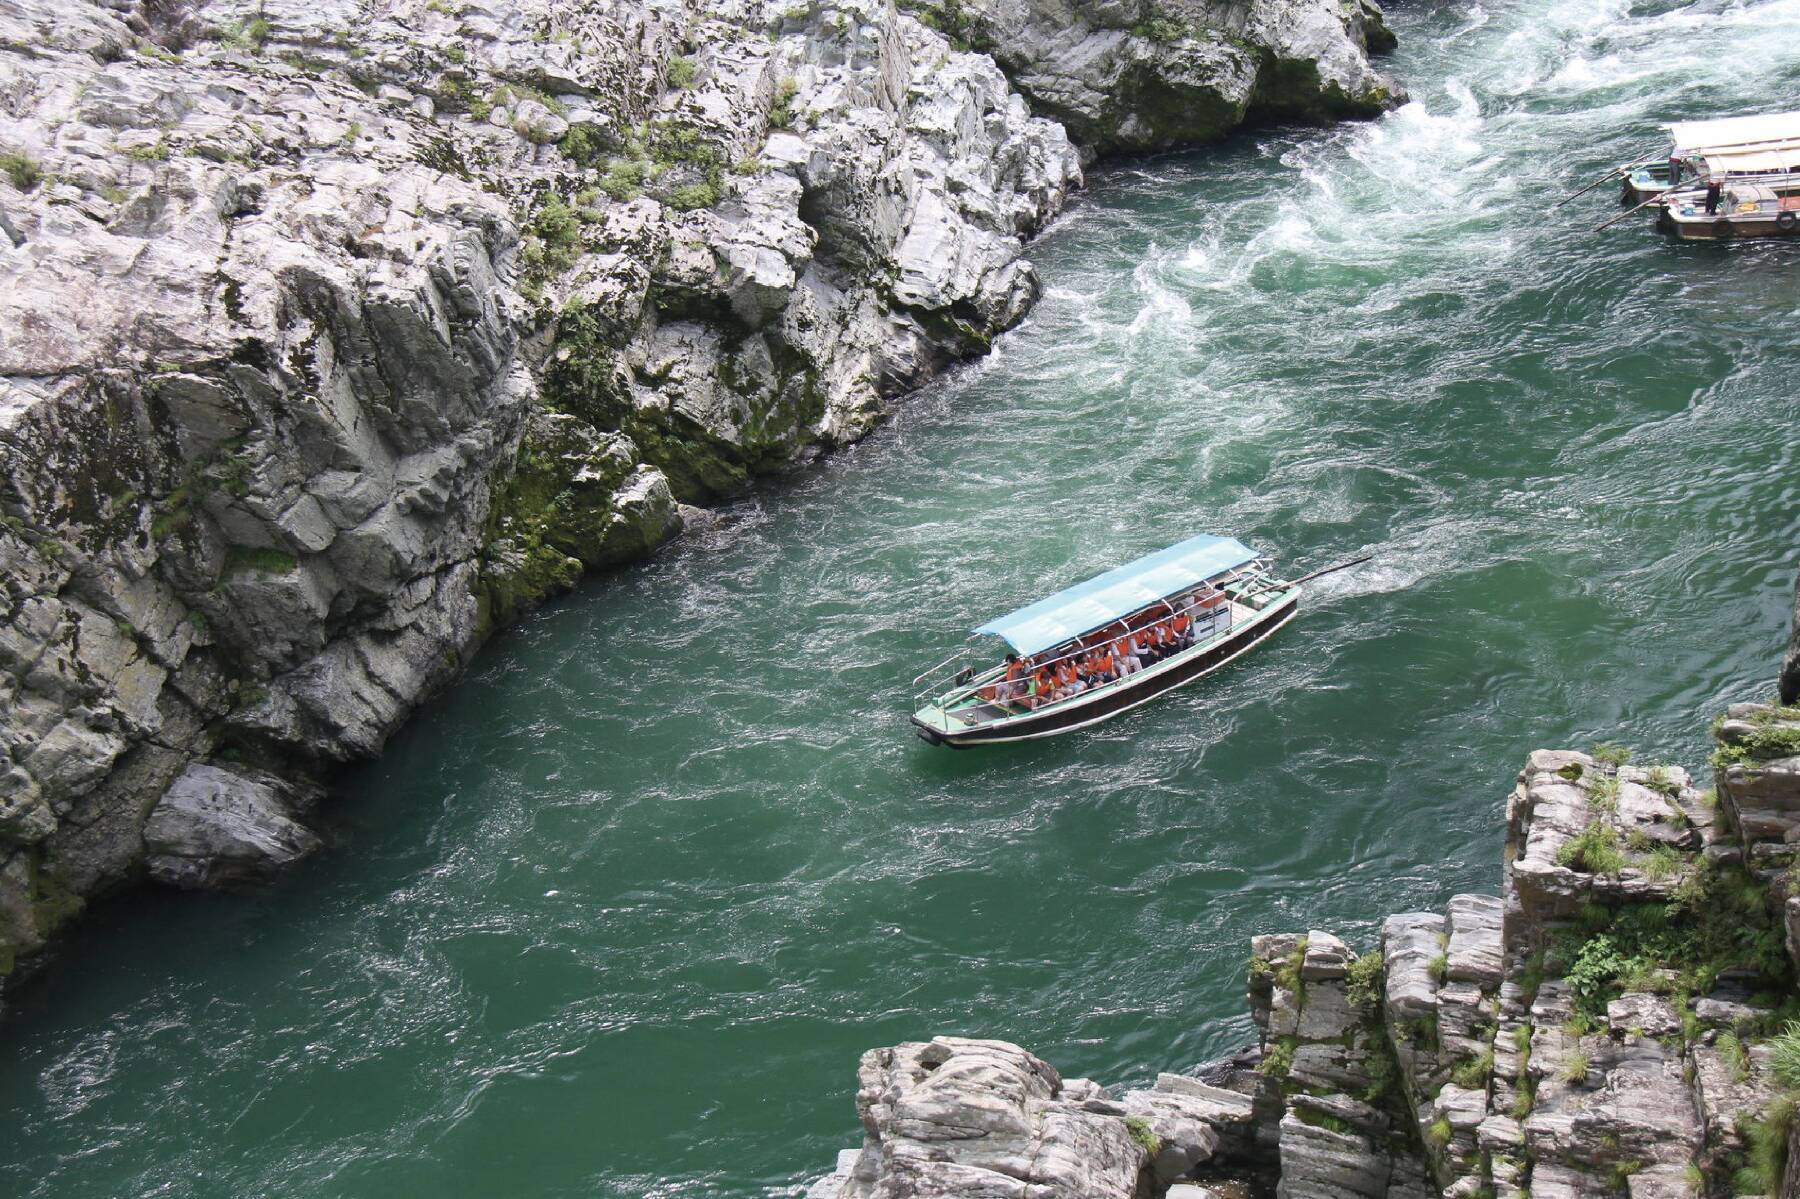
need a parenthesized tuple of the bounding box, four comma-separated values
(1619, 111, 1800, 207)
(909, 534, 1355, 747)
(1659, 179, 1800, 240)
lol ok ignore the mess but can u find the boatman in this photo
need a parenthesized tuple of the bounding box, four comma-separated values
(1705, 178, 1722, 215)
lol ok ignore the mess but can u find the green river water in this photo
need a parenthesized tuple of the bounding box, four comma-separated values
(6, 0, 1800, 1195)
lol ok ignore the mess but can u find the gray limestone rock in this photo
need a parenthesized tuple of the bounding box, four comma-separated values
(809, 1037, 1147, 1199)
(1275, 1110, 1389, 1199)
(142, 763, 322, 889)
(1608, 993, 1681, 1039)
(1382, 912, 1446, 1021)
(1445, 894, 1505, 988)
(933, 0, 1403, 158)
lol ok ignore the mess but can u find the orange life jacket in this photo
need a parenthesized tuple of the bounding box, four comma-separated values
(1173, 613, 1190, 634)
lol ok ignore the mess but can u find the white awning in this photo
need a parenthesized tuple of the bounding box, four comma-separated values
(1669, 111, 1800, 153)
(1702, 148, 1800, 175)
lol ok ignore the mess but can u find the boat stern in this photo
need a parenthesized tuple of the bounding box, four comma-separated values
(910, 705, 951, 745)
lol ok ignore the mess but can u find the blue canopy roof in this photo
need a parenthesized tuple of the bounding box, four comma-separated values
(973, 534, 1259, 656)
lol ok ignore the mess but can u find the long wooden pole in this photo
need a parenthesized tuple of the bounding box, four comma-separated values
(1288, 555, 1373, 586)
(1593, 185, 1702, 233)
(1551, 162, 1644, 210)
(1549, 140, 1670, 209)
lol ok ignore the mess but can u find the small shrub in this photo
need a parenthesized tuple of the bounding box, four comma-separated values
(559, 122, 607, 167)
(226, 16, 272, 52)
(1510, 1074, 1535, 1121)
(1556, 821, 1626, 874)
(666, 180, 720, 211)
(1718, 1030, 1749, 1083)
(1, 151, 42, 191)
(1450, 1050, 1493, 1090)
(1743, 725, 1800, 761)
(599, 159, 644, 202)
(1424, 1114, 1452, 1149)
(768, 76, 800, 128)
(666, 56, 696, 88)
(1297, 1107, 1356, 1135)
(1518, 951, 1546, 1006)
(1639, 844, 1684, 881)
(1429, 952, 1448, 983)
(1345, 950, 1384, 1015)
(1645, 764, 1679, 795)
(1588, 772, 1621, 812)
(1592, 742, 1632, 769)
(1273, 938, 1308, 993)
(1737, 1092, 1796, 1198)
(1133, 16, 1190, 41)
(1122, 1115, 1161, 1155)
(1768, 1019, 1800, 1088)
(1558, 1049, 1589, 1084)
(1258, 1035, 1297, 1079)
(127, 137, 171, 161)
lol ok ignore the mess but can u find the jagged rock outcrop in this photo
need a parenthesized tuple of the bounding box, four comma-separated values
(142, 762, 321, 888)
(804, 1036, 1152, 1199)
(0, 0, 1398, 999)
(808, 719, 1800, 1198)
(903, 0, 1400, 156)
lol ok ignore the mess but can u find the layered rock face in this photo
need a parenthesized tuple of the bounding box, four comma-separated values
(808, 718, 1800, 1198)
(0, 0, 1395, 994)
(903, 0, 1400, 155)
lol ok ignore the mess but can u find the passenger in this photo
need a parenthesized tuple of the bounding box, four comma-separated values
(1172, 609, 1192, 648)
(1095, 646, 1116, 683)
(1117, 634, 1143, 674)
(993, 655, 1022, 702)
(1110, 637, 1133, 676)
(1062, 659, 1086, 696)
(1146, 620, 1170, 660)
(1027, 668, 1053, 710)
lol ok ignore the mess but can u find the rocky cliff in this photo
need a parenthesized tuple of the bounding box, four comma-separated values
(807, 705, 1800, 1198)
(0, 1, 1396, 1000)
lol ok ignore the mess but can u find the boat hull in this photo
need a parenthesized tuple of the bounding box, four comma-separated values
(912, 594, 1299, 747)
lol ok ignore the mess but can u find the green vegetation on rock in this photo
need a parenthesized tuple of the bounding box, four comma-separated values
(1, 150, 42, 191)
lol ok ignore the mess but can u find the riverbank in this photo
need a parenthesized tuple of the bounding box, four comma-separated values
(809, 690, 1800, 1198)
(0, 0, 1396, 1000)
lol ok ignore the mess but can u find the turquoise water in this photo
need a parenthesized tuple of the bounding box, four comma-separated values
(5, 0, 1800, 1195)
